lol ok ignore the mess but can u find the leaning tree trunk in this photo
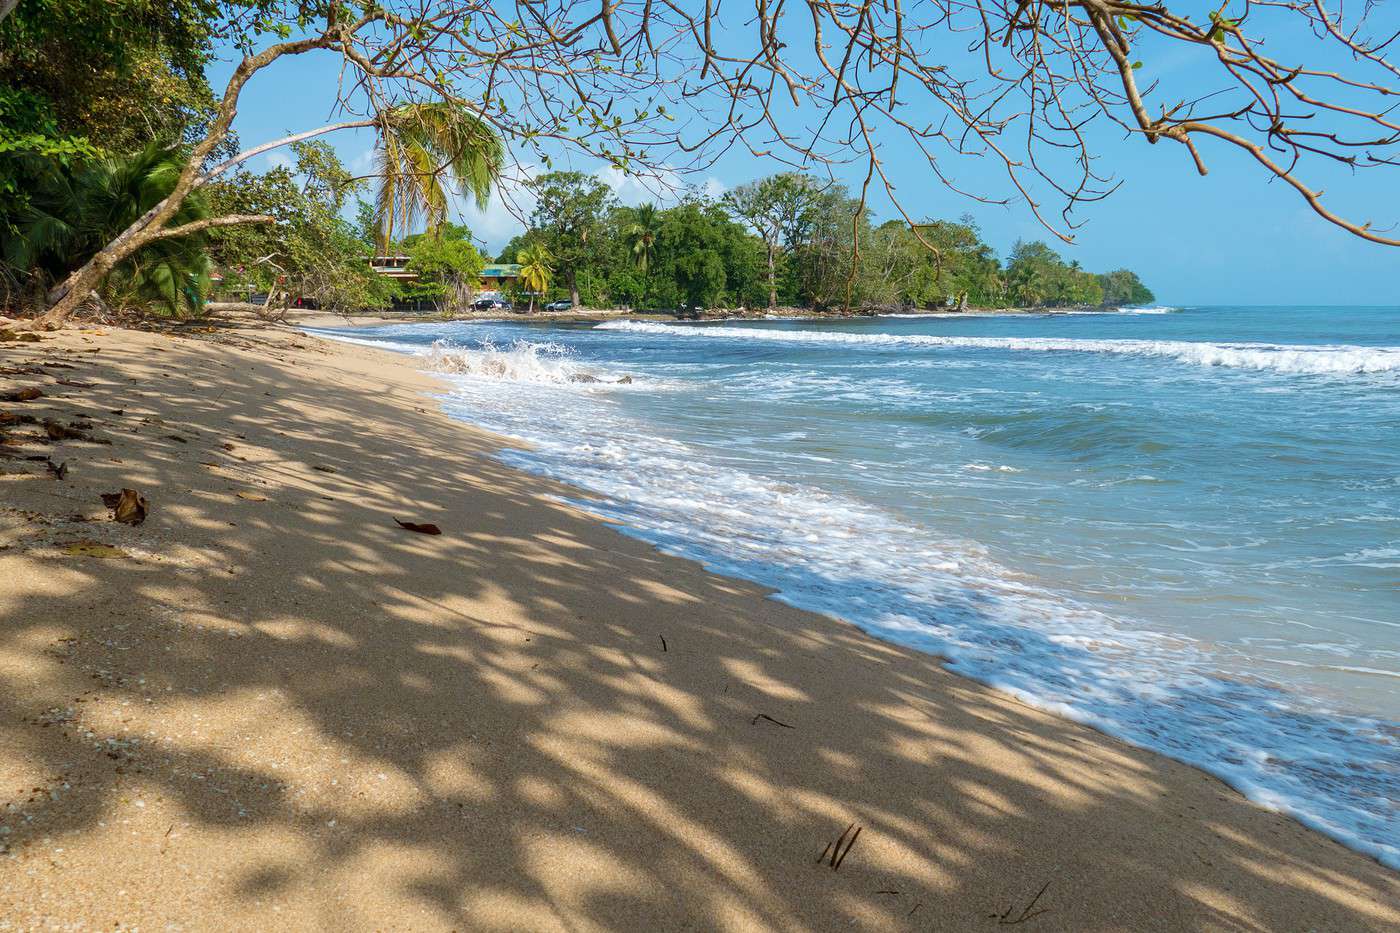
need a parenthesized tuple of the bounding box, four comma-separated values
(28, 31, 358, 329)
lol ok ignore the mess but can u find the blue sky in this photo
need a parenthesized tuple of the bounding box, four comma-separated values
(208, 24, 1400, 307)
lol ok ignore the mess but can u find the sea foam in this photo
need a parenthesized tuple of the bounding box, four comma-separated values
(596, 321, 1400, 376)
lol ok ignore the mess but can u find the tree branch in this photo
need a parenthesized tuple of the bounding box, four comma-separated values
(146, 214, 278, 242)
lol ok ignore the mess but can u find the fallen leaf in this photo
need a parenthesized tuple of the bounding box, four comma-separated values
(45, 419, 82, 440)
(394, 518, 442, 535)
(236, 491, 267, 501)
(100, 488, 148, 525)
(2, 387, 42, 402)
(46, 460, 67, 480)
(62, 540, 127, 559)
(312, 464, 336, 473)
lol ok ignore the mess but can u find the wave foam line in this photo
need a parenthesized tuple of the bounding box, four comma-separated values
(596, 321, 1400, 376)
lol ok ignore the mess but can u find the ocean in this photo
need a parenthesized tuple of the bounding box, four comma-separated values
(322, 305, 1400, 868)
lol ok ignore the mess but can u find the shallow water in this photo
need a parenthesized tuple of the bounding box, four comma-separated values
(322, 305, 1400, 868)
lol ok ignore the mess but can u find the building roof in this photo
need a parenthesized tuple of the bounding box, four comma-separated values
(481, 264, 522, 278)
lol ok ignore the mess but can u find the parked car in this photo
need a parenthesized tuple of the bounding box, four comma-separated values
(545, 299, 573, 312)
(472, 298, 512, 312)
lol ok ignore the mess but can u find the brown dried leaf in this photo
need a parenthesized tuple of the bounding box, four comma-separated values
(235, 491, 267, 501)
(2, 387, 42, 402)
(101, 488, 147, 525)
(394, 518, 442, 535)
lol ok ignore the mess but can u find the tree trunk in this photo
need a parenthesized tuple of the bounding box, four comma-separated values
(570, 271, 580, 309)
(766, 242, 777, 309)
(30, 30, 344, 328)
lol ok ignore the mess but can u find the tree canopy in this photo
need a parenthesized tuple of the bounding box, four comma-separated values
(1, 0, 1384, 323)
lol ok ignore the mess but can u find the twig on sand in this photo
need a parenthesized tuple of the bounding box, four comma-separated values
(996, 880, 1052, 925)
(817, 822, 862, 870)
(751, 713, 794, 729)
(659, 635, 667, 652)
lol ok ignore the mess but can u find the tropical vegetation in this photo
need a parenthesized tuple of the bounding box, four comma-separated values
(494, 171, 1153, 313)
(0, 0, 1154, 320)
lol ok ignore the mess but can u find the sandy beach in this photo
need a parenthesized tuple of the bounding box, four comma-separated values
(1, 317, 1395, 931)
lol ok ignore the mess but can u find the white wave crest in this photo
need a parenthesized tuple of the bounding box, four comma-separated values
(595, 321, 1400, 376)
(425, 339, 636, 387)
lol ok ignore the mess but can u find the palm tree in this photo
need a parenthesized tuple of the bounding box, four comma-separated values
(373, 102, 503, 251)
(4, 142, 213, 316)
(516, 242, 552, 313)
(623, 203, 659, 274)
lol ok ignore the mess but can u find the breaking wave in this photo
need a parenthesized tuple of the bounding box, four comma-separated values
(596, 321, 1400, 376)
(424, 339, 637, 387)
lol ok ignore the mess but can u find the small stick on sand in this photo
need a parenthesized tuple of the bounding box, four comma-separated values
(816, 822, 862, 870)
(750, 713, 793, 729)
(997, 880, 1052, 925)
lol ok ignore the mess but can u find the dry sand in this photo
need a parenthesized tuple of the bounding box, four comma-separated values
(0, 318, 1395, 931)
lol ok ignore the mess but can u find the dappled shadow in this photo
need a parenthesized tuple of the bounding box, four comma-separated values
(0, 321, 1395, 930)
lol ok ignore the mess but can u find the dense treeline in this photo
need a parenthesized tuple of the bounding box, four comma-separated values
(499, 171, 1153, 313)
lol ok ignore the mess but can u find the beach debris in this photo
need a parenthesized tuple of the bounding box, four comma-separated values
(45, 418, 97, 442)
(165, 434, 188, 443)
(816, 822, 862, 871)
(751, 713, 794, 729)
(101, 488, 148, 525)
(0, 329, 42, 343)
(62, 539, 128, 559)
(46, 460, 67, 480)
(659, 635, 668, 652)
(236, 491, 267, 501)
(994, 880, 1052, 925)
(55, 378, 95, 388)
(312, 464, 336, 473)
(394, 518, 442, 535)
(2, 387, 43, 402)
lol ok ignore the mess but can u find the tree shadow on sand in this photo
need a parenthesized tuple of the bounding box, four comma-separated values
(1, 322, 1396, 930)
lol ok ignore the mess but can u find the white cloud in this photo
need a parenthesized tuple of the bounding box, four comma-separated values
(593, 164, 722, 206)
(452, 160, 540, 255)
(699, 176, 727, 199)
(349, 148, 376, 176)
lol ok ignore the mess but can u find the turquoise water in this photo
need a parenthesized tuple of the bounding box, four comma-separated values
(326, 305, 1400, 867)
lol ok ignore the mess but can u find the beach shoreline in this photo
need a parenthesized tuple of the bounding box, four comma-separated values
(276, 303, 1118, 331)
(1, 317, 1395, 930)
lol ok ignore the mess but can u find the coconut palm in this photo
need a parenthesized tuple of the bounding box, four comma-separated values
(516, 242, 552, 313)
(374, 102, 503, 251)
(623, 203, 660, 274)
